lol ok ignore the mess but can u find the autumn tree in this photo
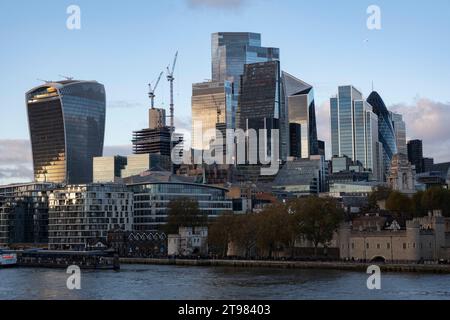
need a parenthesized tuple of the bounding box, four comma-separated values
(208, 213, 237, 257)
(254, 203, 295, 259)
(290, 197, 345, 256)
(164, 198, 206, 234)
(368, 186, 393, 209)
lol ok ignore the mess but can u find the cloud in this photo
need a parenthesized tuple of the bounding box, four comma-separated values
(187, 0, 248, 10)
(0, 140, 33, 184)
(107, 100, 145, 109)
(390, 98, 450, 163)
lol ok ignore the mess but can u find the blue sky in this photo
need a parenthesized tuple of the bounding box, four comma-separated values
(1, 0, 450, 183)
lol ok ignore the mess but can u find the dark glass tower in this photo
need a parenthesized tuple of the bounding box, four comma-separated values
(238, 61, 281, 162)
(282, 72, 319, 159)
(26, 80, 106, 184)
(408, 139, 424, 173)
(367, 91, 398, 180)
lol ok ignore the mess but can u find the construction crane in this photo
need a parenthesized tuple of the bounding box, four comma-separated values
(166, 51, 178, 173)
(58, 75, 74, 80)
(148, 71, 163, 109)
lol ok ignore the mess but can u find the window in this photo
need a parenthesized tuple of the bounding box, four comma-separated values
(387, 243, 391, 249)
(403, 243, 407, 250)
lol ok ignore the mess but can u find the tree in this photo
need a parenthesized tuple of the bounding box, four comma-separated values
(254, 203, 295, 259)
(368, 186, 393, 209)
(412, 191, 426, 217)
(386, 191, 413, 218)
(164, 198, 206, 234)
(421, 187, 450, 217)
(290, 197, 345, 256)
(208, 213, 236, 257)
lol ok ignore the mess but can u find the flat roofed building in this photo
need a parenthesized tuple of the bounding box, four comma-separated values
(93, 156, 127, 183)
(48, 183, 133, 250)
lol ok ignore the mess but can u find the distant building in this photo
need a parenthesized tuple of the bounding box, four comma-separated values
(330, 86, 382, 180)
(282, 72, 319, 159)
(367, 91, 398, 180)
(107, 229, 167, 257)
(238, 61, 282, 163)
(93, 156, 127, 183)
(191, 81, 233, 152)
(168, 227, 208, 257)
(388, 153, 416, 194)
(48, 183, 133, 250)
(127, 174, 232, 232)
(149, 108, 166, 130)
(422, 158, 435, 173)
(407, 140, 424, 173)
(337, 212, 447, 263)
(318, 140, 326, 157)
(26, 80, 106, 184)
(391, 112, 407, 156)
(121, 154, 171, 178)
(272, 155, 327, 196)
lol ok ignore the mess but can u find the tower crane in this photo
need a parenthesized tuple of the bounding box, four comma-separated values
(166, 51, 178, 173)
(148, 71, 164, 109)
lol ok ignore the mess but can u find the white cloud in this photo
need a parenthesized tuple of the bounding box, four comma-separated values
(390, 98, 450, 163)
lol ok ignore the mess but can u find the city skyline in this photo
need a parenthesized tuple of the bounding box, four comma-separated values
(1, 0, 450, 185)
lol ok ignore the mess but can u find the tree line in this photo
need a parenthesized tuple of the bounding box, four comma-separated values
(165, 197, 345, 259)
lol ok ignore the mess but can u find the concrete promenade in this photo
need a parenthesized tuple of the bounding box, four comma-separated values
(119, 258, 450, 274)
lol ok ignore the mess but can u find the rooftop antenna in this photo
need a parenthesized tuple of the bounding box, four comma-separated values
(166, 51, 178, 173)
(148, 71, 164, 109)
(58, 75, 74, 81)
(37, 79, 52, 84)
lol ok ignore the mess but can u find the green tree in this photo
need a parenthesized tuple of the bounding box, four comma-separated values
(290, 197, 345, 256)
(386, 191, 413, 218)
(412, 191, 426, 217)
(164, 198, 206, 234)
(368, 186, 393, 209)
(421, 187, 450, 217)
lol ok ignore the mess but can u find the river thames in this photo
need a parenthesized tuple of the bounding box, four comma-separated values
(1, 264, 450, 300)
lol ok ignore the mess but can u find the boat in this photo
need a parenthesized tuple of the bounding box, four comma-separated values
(0, 250, 18, 267)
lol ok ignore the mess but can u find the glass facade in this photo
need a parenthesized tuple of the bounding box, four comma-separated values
(128, 182, 232, 232)
(238, 61, 281, 162)
(330, 86, 381, 180)
(282, 72, 318, 159)
(367, 91, 398, 180)
(391, 112, 407, 156)
(191, 81, 233, 151)
(0, 183, 55, 245)
(26, 81, 106, 184)
(211, 32, 280, 131)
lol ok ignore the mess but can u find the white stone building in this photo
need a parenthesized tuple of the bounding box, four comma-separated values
(168, 227, 208, 256)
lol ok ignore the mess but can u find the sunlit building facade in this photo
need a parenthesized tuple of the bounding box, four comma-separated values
(26, 80, 106, 184)
(191, 81, 233, 151)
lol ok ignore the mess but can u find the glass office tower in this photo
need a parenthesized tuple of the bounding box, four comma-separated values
(330, 86, 381, 180)
(26, 80, 106, 184)
(191, 81, 233, 151)
(211, 32, 279, 131)
(367, 91, 398, 180)
(391, 112, 407, 156)
(282, 72, 319, 159)
(238, 61, 281, 162)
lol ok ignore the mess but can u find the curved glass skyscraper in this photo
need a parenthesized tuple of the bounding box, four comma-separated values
(367, 91, 397, 179)
(26, 80, 106, 184)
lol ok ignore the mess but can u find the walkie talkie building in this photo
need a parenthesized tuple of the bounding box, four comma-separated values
(26, 80, 106, 184)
